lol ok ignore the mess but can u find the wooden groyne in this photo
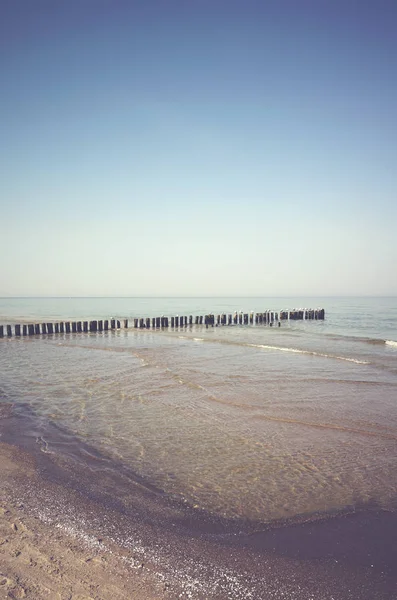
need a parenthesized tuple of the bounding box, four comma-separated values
(0, 309, 325, 338)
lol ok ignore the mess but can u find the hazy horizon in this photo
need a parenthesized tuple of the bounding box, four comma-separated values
(1, 1, 396, 297)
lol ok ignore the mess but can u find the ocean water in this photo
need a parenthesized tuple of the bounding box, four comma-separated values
(1, 297, 396, 524)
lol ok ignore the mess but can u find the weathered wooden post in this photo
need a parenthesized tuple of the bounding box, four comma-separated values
(83, 321, 88, 332)
(111, 319, 116, 329)
(175, 316, 179, 327)
(15, 324, 21, 336)
(233, 313, 237, 324)
(77, 321, 82, 333)
(7, 325, 12, 337)
(244, 313, 248, 325)
(228, 314, 232, 325)
(195, 316, 199, 325)
(35, 323, 40, 335)
(23, 324, 28, 336)
(42, 323, 47, 334)
(28, 324, 34, 336)
(104, 320, 109, 331)
(124, 319, 128, 329)
(0, 325, 3, 338)
(98, 320, 103, 331)
(72, 322, 77, 333)
(55, 323, 59, 334)
(156, 317, 160, 328)
(189, 315, 193, 325)
(59, 322, 64, 333)
(146, 317, 151, 328)
(199, 315, 203, 325)
(249, 313, 254, 324)
(47, 323, 54, 334)
(117, 320, 121, 329)
(171, 316, 175, 327)
(134, 319, 138, 328)
(90, 321, 98, 332)
(65, 322, 71, 333)
(140, 318, 145, 328)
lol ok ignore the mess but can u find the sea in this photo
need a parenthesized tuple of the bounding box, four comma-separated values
(1, 296, 397, 526)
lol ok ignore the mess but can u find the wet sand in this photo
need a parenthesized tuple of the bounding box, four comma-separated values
(1, 404, 396, 600)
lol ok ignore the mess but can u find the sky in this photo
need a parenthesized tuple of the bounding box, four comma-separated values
(1, 0, 396, 296)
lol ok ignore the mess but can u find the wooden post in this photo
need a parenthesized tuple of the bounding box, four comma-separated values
(7, 325, 12, 337)
(28, 324, 34, 336)
(15, 324, 21, 336)
(65, 322, 71, 333)
(104, 320, 109, 331)
(155, 317, 160, 328)
(117, 320, 120, 329)
(134, 318, 138, 328)
(35, 324, 41, 335)
(111, 319, 116, 329)
(0, 325, 3, 338)
(83, 321, 88, 332)
(47, 323, 54, 334)
(23, 324, 28, 336)
(189, 315, 193, 325)
(72, 322, 77, 333)
(228, 314, 232, 325)
(244, 313, 248, 325)
(90, 321, 98, 332)
(124, 319, 128, 329)
(77, 321, 82, 332)
(199, 315, 203, 325)
(171, 316, 175, 327)
(42, 323, 47, 334)
(98, 320, 103, 331)
(55, 323, 59, 334)
(175, 316, 179, 327)
(195, 316, 199, 325)
(59, 322, 64, 333)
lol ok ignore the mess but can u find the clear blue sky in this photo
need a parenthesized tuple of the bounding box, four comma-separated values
(1, 0, 396, 296)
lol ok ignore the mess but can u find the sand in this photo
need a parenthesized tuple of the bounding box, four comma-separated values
(1, 404, 397, 600)
(0, 442, 165, 600)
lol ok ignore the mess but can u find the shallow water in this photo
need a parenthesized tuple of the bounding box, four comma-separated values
(1, 297, 397, 523)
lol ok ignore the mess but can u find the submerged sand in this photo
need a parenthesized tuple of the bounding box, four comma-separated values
(1, 404, 396, 600)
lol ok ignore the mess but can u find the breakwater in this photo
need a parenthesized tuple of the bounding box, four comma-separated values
(0, 308, 325, 337)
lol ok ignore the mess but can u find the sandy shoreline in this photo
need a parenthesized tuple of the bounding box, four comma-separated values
(1, 404, 397, 599)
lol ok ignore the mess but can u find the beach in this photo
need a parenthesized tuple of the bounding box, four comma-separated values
(1, 401, 397, 600)
(1, 297, 397, 599)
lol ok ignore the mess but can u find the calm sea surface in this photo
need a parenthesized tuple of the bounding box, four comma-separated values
(1, 297, 397, 523)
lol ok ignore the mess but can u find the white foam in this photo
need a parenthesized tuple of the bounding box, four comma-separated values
(249, 344, 369, 364)
(386, 340, 397, 348)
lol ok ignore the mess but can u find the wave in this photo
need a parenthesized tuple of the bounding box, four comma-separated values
(248, 344, 369, 364)
(325, 333, 397, 348)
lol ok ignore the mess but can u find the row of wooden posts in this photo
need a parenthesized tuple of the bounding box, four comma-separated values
(0, 309, 325, 338)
